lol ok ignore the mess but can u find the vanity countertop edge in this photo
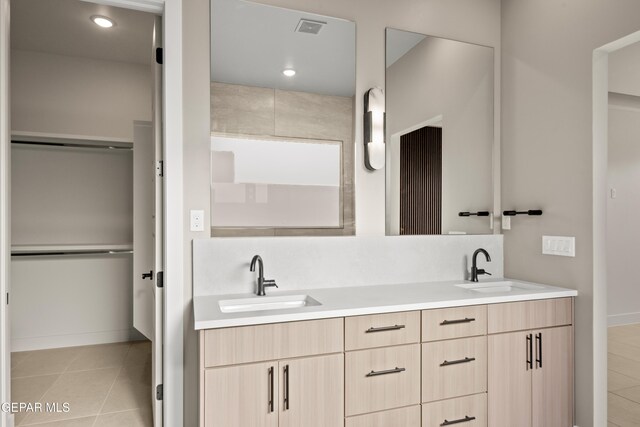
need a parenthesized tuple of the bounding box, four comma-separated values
(193, 279, 577, 330)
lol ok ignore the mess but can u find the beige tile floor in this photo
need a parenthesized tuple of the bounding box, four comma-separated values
(11, 340, 153, 427)
(609, 323, 640, 426)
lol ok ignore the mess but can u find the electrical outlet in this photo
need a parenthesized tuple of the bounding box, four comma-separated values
(502, 216, 511, 230)
(542, 236, 575, 257)
(190, 210, 205, 232)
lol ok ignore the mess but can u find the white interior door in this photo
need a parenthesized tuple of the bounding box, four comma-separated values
(151, 15, 164, 426)
(0, 0, 11, 426)
(133, 121, 155, 340)
(133, 16, 164, 426)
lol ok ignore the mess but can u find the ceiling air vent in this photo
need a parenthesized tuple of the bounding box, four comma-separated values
(295, 19, 326, 35)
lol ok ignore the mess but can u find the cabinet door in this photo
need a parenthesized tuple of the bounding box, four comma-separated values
(488, 331, 532, 427)
(204, 362, 278, 427)
(279, 353, 344, 427)
(532, 326, 573, 427)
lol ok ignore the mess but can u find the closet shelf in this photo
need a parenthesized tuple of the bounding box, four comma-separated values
(11, 130, 133, 149)
(11, 243, 133, 257)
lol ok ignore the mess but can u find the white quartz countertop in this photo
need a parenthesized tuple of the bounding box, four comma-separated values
(193, 278, 577, 330)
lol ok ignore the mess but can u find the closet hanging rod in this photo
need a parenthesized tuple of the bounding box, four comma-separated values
(11, 250, 133, 257)
(11, 140, 132, 151)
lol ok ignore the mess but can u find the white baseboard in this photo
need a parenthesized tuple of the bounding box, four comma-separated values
(11, 328, 145, 352)
(608, 312, 640, 327)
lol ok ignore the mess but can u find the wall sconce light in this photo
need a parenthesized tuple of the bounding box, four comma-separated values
(364, 87, 385, 170)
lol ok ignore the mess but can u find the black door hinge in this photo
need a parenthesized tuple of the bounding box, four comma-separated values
(155, 47, 163, 65)
(156, 160, 164, 177)
(156, 384, 163, 400)
(6, 292, 8, 305)
(157, 271, 164, 288)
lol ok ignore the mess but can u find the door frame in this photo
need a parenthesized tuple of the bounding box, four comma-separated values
(0, 0, 11, 425)
(0, 0, 185, 426)
(592, 29, 640, 427)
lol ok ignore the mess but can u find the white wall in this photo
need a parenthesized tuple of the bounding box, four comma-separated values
(607, 93, 640, 326)
(11, 145, 133, 245)
(11, 49, 151, 141)
(10, 48, 150, 350)
(386, 35, 494, 235)
(11, 254, 137, 351)
(501, 1, 640, 425)
(182, 0, 501, 424)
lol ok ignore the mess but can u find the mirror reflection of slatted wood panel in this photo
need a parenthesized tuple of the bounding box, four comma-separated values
(400, 126, 442, 235)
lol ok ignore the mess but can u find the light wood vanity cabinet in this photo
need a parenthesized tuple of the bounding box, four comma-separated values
(487, 299, 574, 427)
(345, 311, 422, 422)
(200, 298, 574, 427)
(200, 319, 344, 427)
(421, 305, 488, 426)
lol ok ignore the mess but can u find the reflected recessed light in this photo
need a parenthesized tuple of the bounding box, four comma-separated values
(282, 69, 296, 77)
(91, 15, 115, 28)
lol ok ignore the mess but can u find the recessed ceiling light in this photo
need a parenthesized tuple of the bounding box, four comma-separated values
(282, 69, 296, 77)
(91, 15, 115, 28)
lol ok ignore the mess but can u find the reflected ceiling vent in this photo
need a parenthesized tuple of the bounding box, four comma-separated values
(295, 19, 326, 35)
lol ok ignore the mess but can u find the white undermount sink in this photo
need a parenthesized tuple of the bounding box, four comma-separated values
(456, 281, 543, 293)
(218, 294, 322, 314)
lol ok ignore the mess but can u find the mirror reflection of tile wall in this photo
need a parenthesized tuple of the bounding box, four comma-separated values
(210, 0, 355, 236)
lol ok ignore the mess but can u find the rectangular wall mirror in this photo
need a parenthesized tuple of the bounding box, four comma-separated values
(385, 28, 495, 236)
(210, 0, 356, 236)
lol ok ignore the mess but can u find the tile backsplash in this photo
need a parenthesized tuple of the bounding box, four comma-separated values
(193, 235, 503, 296)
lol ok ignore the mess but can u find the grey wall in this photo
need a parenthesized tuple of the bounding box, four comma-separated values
(183, 0, 501, 424)
(11, 49, 151, 141)
(501, 1, 640, 425)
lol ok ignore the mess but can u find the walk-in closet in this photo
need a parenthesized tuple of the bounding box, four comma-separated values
(8, 0, 159, 425)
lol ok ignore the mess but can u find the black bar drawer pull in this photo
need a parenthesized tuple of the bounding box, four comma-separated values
(366, 367, 406, 377)
(440, 357, 476, 367)
(440, 317, 475, 326)
(441, 415, 476, 426)
(283, 365, 289, 410)
(268, 366, 274, 413)
(535, 332, 543, 368)
(365, 324, 406, 333)
(526, 334, 533, 370)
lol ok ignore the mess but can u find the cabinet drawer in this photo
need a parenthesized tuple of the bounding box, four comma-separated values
(422, 336, 487, 402)
(488, 298, 572, 334)
(345, 311, 420, 350)
(422, 305, 487, 342)
(203, 318, 343, 367)
(345, 344, 421, 416)
(346, 405, 421, 427)
(422, 394, 487, 427)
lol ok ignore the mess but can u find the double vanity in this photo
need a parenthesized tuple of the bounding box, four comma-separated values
(195, 275, 576, 427)
(201, 0, 576, 424)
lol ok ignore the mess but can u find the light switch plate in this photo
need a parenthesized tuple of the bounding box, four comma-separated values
(190, 209, 205, 232)
(542, 236, 575, 257)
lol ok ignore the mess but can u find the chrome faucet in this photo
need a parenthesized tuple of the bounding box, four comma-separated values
(250, 255, 278, 296)
(470, 248, 492, 282)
